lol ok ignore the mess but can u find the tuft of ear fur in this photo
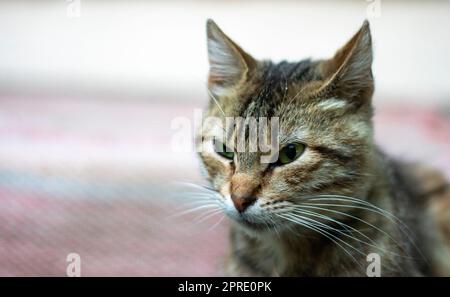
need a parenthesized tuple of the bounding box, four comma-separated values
(318, 20, 374, 106)
(206, 19, 256, 95)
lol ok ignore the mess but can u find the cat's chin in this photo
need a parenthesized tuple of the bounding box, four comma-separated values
(232, 216, 278, 233)
(224, 207, 281, 234)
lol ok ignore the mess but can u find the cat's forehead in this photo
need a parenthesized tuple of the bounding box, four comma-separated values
(203, 58, 369, 144)
(231, 60, 323, 118)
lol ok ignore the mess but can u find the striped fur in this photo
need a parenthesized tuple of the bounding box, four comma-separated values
(196, 19, 448, 276)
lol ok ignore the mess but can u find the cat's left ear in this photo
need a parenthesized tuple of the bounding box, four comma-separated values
(206, 19, 257, 95)
(318, 21, 374, 106)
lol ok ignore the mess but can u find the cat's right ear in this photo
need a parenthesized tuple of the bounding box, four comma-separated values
(206, 19, 256, 95)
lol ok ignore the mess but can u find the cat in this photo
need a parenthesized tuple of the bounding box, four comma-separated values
(195, 19, 450, 276)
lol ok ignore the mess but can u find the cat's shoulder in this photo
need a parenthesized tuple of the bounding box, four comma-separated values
(396, 161, 450, 275)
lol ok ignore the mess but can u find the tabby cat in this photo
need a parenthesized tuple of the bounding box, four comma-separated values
(195, 19, 450, 276)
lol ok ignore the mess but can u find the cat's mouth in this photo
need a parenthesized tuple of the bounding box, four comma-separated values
(222, 196, 278, 231)
(235, 215, 277, 231)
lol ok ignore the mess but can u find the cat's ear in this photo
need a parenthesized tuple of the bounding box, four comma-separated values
(318, 21, 374, 106)
(206, 19, 256, 95)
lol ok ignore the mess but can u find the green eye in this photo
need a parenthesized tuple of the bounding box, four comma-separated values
(216, 142, 234, 160)
(278, 143, 305, 165)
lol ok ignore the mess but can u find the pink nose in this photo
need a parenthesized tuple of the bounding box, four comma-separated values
(230, 194, 257, 213)
(230, 173, 259, 213)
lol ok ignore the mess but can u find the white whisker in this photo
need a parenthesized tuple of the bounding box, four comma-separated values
(277, 213, 363, 269)
(293, 203, 410, 255)
(290, 209, 407, 259)
(169, 203, 221, 219)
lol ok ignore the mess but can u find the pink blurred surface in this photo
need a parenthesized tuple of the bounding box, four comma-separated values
(0, 95, 449, 276)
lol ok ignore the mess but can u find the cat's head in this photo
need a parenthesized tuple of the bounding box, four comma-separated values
(197, 19, 375, 233)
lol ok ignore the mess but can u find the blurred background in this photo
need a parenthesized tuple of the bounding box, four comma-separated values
(0, 0, 449, 276)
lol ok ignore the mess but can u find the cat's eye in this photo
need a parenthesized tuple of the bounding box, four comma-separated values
(277, 143, 305, 165)
(215, 142, 234, 160)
